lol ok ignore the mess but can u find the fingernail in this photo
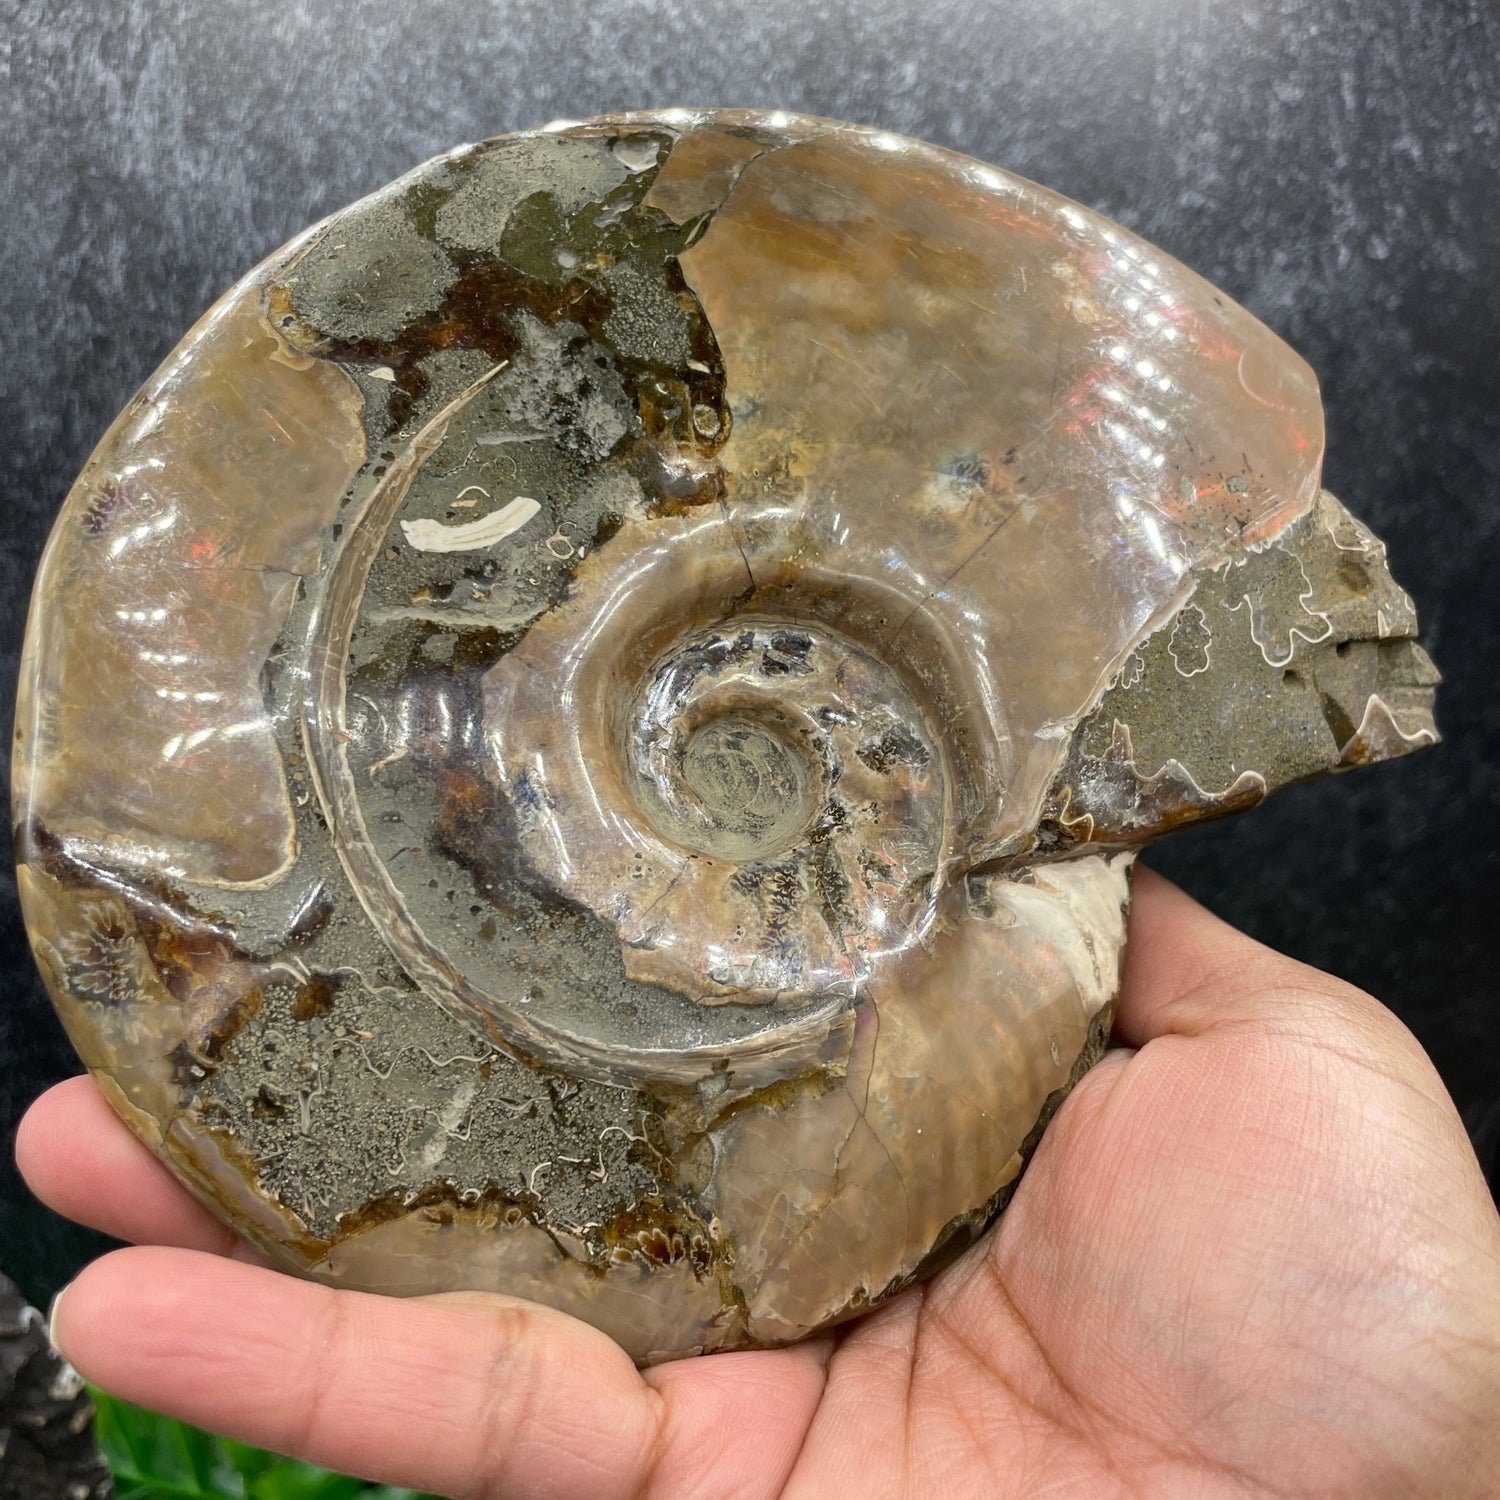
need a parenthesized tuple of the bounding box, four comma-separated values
(47, 1283, 70, 1351)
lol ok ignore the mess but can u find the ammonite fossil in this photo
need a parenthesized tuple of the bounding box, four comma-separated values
(14, 110, 1440, 1362)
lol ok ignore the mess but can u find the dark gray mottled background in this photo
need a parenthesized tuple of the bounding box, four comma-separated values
(3, 0, 1497, 1306)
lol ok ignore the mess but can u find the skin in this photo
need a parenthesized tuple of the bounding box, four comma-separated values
(17, 868, 1500, 1499)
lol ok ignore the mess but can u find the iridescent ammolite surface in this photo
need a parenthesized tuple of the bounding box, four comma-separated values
(14, 111, 1440, 1361)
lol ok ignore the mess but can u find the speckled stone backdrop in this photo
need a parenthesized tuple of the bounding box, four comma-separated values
(3, 0, 1497, 1306)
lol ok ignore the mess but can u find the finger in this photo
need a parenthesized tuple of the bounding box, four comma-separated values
(16, 1076, 260, 1259)
(774, 1287, 927, 1499)
(644, 1338, 831, 1498)
(52, 1245, 826, 1500)
(1114, 864, 1280, 1044)
(1118, 865, 1435, 1076)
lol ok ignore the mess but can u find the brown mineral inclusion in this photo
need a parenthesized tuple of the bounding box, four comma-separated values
(13, 111, 1439, 1362)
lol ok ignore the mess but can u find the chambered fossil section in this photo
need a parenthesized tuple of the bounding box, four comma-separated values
(13, 111, 1438, 1362)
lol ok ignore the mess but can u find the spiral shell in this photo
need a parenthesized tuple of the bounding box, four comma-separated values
(14, 111, 1439, 1361)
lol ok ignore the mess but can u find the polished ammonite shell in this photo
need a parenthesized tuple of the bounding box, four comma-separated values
(14, 110, 1439, 1362)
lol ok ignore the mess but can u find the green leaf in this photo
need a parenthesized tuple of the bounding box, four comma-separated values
(88, 1388, 443, 1500)
(245, 1458, 367, 1499)
(220, 1436, 278, 1481)
(92, 1386, 242, 1499)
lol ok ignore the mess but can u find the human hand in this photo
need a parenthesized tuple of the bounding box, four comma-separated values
(19, 868, 1500, 1499)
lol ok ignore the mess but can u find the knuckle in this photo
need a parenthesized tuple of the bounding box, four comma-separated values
(284, 1288, 350, 1459)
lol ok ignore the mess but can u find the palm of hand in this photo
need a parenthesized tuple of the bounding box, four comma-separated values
(21, 871, 1500, 1500)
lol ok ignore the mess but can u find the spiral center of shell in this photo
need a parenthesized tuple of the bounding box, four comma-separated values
(673, 716, 818, 862)
(478, 610, 953, 1008)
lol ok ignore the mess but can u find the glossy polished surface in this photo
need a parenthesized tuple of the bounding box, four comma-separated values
(13, 112, 1438, 1360)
